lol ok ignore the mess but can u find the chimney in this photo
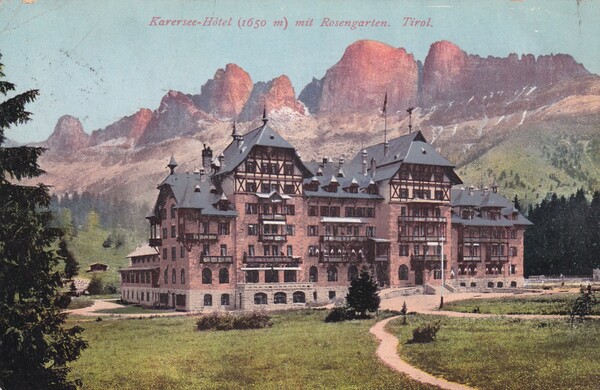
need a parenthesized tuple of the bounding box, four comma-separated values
(468, 185, 475, 196)
(491, 180, 499, 194)
(202, 144, 213, 171)
(218, 153, 225, 166)
(167, 155, 178, 175)
(200, 167, 206, 182)
(261, 106, 268, 125)
(370, 158, 377, 175)
(232, 121, 242, 147)
(322, 157, 328, 165)
(384, 141, 389, 157)
(337, 157, 345, 177)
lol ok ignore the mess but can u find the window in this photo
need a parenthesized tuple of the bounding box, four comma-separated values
(180, 246, 185, 258)
(400, 188, 409, 199)
(285, 205, 295, 215)
(254, 293, 267, 305)
(246, 182, 257, 193)
(221, 294, 230, 306)
(162, 227, 168, 240)
(246, 270, 259, 283)
(327, 266, 338, 282)
(164, 268, 168, 284)
(202, 268, 212, 284)
(284, 270, 296, 282)
(510, 247, 517, 257)
(399, 265, 409, 281)
(511, 230, 517, 239)
(293, 291, 306, 303)
(202, 243, 210, 256)
(170, 205, 176, 219)
(248, 224, 257, 235)
(265, 269, 279, 283)
(219, 268, 229, 284)
(263, 245, 271, 256)
(366, 226, 375, 237)
(220, 244, 227, 256)
(308, 246, 317, 257)
(171, 225, 176, 238)
(348, 265, 358, 281)
(309, 266, 318, 282)
(204, 294, 212, 306)
(245, 203, 258, 214)
(161, 208, 167, 220)
(435, 190, 444, 200)
(248, 245, 255, 256)
(286, 245, 293, 256)
(218, 222, 230, 235)
(261, 183, 271, 193)
(283, 184, 295, 194)
(286, 225, 295, 236)
(328, 291, 336, 299)
(320, 206, 329, 217)
(414, 245, 420, 255)
(308, 225, 318, 236)
(172, 269, 176, 284)
(271, 183, 278, 192)
(433, 268, 442, 280)
(274, 292, 287, 304)
(510, 265, 517, 275)
(283, 163, 293, 175)
(330, 207, 340, 217)
(245, 161, 256, 173)
(308, 206, 318, 216)
(171, 247, 177, 260)
(181, 269, 185, 284)
(202, 221, 210, 234)
(162, 248, 168, 260)
(399, 245, 409, 256)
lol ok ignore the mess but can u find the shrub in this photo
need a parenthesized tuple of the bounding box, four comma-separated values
(196, 312, 272, 331)
(86, 274, 104, 295)
(411, 322, 441, 343)
(324, 306, 354, 323)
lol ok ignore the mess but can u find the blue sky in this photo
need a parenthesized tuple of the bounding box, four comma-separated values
(0, 0, 598, 143)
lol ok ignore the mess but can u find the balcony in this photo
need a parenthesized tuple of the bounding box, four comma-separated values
(200, 255, 233, 263)
(184, 233, 218, 242)
(320, 235, 368, 243)
(459, 256, 481, 262)
(244, 255, 300, 264)
(148, 238, 162, 247)
(320, 255, 347, 263)
(260, 214, 287, 221)
(411, 254, 442, 262)
(374, 255, 390, 262)
(399, 236, 446, 243)
(488, 255, 509, 262)
(398, 216, 447, 223)
(463, 237, 507, 244)
(259, 234, 287, 242)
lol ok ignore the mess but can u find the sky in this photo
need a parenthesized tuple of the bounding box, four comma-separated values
(0, 0, 598, 143)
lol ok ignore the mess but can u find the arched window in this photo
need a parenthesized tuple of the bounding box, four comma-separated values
(164, 269, 168, 284)
(254, 292, 267, 305)
(204, 294, 212, 306)
(219, 268, 229, 284)
(246, 270, 259, 283)
(274, 292, 287, 304)
(348, 265, 359, 281)
(293, 291, 306, 303)
(309, 266, 318, 282)
(171, 269, 176, 284)
(327, 266, 338, 282)
(180, 269, 185, 284)
(202, 268, 212, 284)
(399, 265, 409, 281)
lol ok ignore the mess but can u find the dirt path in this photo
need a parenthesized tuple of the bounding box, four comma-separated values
(370, 290, 596, 389)
(66, 299, 188, 318)
(370, 315, 475, 390)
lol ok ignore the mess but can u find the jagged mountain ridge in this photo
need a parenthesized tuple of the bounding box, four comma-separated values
(32, 39, 600, 206)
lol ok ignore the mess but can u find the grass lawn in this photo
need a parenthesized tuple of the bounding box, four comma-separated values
(388, 315, 600, 390)
(444, 293, 600, 315)
(94, 305, 176, 315)
(67, 310, 433, 390)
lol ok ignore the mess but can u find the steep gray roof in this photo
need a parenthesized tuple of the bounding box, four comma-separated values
(302, 160, 383, 200)
(451, 188, 532, 227)
(156, 172, 237, 217)
(216, 122, 311, 178)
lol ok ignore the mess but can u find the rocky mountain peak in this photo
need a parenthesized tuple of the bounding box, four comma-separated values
(45, 115, 90, 153)
(240, 75, 305, 121)
(193, 63, 253, 118)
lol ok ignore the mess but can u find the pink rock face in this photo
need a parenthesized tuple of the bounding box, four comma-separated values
(46, 115, 90, 153)
(137, 91, 213, 146)
(196, 63, 253, 118)
(240, 75, 305, 120)
(318, 40, 419, 114)
(90, 108, 153, 145)
(422, 40, 589, 104)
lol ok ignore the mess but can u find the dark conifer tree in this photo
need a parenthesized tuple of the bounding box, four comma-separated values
(58, 238, 80, 280)
(0, 55, 87, 389)
(346, 268, 380, 318)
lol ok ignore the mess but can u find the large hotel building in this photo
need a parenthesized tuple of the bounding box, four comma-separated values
(120, 114, 531, 311)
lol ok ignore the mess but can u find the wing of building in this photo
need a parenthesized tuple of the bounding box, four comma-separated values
(120, 114, 532, 311)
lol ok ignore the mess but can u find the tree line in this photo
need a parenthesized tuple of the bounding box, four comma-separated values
(524, 189, 600, 276)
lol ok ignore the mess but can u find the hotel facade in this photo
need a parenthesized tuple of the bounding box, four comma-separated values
(120, 115, 531, 311)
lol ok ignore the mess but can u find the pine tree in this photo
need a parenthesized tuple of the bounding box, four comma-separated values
(0, 54, 87, 389)
(58, 238, 80, 280)
(346, 268, 380, 318)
